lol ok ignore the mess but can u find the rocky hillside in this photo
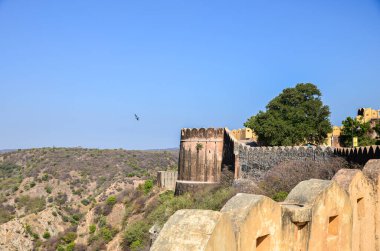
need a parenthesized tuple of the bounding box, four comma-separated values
(0, 148, 180, 251)
(1, 147, 355, 251)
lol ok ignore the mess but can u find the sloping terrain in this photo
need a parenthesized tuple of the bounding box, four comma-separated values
(0, 148, 179, 251)
(0, 147, 356, 251)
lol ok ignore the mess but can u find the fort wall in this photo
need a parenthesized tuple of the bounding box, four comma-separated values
(177, 128, 337, 190)
(156, 171, 177, 190)
(177, 129, 380, 190)
(335, 146, 380, 165)
(152, 160, 380, 251)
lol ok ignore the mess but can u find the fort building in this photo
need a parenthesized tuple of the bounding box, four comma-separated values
(326, 126, 343, 148)
(357, 107, 380, 123)
(234, 126, 342, 148)
(231, 128, 257, 142)
(326, 107, 380, 147)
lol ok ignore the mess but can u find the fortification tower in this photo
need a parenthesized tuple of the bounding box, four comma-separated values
(178, 128, 224, 182)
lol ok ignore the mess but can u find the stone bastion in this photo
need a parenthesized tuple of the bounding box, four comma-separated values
(174, 127, 380, 194)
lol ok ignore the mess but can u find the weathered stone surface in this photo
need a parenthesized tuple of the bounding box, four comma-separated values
(363, 159, 380, 251)
(178, 128, 224, 183)
(154, 171, 380, 251)
(238, 145, 334, 180)
(285, 179, 352, 251)
(150, 209, 236, 251)
(333, 169, 375, 251)
(221, 194, 282, 251)
(157, 171, 177, 190)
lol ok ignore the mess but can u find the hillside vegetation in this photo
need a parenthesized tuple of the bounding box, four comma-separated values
(0, 147, 182, 251)
(0, 147, 358, 251)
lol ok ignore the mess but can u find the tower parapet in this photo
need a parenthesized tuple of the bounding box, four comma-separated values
(178, 128, 224, 182)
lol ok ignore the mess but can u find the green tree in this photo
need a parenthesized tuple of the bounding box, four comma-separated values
(143, 179, 153, 195)
(106, 196, 117, 206)
(374, 122, 380, 138)
(244, 83, 332, 146)
(340, 117, 376, 146)
(42, 231, 51, 239)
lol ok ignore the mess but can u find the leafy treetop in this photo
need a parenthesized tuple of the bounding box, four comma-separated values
(244, 83, 332, 146)
(340, 117, 378, 146)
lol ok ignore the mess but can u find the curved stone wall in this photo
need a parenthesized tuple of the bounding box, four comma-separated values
(178, 128, 224, 182)
(153, 160, 380, 251)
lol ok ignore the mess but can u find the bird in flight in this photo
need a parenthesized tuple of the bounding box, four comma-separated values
(134, 114, 140, 121)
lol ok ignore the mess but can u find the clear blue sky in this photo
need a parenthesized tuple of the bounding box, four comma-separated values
(0, 0, 379, 150)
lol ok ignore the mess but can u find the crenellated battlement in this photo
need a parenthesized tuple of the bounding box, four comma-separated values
(335, 145, 380, 165)
(180, 128, 224, 140)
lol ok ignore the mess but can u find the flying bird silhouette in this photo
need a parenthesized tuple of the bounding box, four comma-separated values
(134, 114, 140, 121)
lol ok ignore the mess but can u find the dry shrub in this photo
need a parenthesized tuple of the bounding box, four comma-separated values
(260, 157, 358, 198)
(74, 244, 87, 251)
(134, 196, 148, 214)
(40, 226, 78, 251)
(233, 179, 264, 194)
(220, 166, 235, 187)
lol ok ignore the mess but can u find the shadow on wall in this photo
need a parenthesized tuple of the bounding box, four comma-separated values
(151, 159, 380, 251)
(335, 146, 380, 165)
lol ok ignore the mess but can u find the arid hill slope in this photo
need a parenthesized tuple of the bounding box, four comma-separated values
(0, 147, 178, 251)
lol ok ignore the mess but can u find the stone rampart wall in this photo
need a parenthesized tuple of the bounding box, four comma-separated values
(176, 128, 379, 193)
(152, 160, 380, 251)
(223, 128, 335, 179)
(157, 171, 177, 190)
(236, 144, 335, 179)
